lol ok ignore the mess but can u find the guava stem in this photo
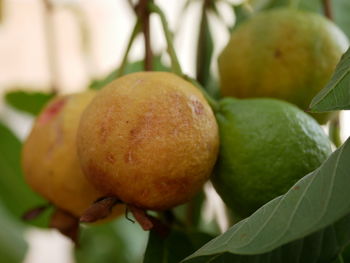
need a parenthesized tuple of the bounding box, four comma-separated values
(135, 0, 154, 71)
(117, 19, 142, 77)
(329, 113, 342, 148)
(322, 0, 333, 20)
(148, 2, 183, 76)
(183, 75, 220, 113)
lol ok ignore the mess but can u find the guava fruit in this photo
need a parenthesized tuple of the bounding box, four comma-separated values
(212, 97, 332, 218)
(77, 72, 219, 211)
(218, 8, 349, 123)
(22, 91, 123, 218)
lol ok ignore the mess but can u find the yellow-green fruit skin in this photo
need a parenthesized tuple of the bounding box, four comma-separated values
(22, 91, 123, 218)
(213, 97, 332, 218)
(77, 72, 219, 211)
(218, 8, 349, 123)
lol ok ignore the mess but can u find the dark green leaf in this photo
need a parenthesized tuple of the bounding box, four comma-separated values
(76, 217, 148, 263)
(89, 56, 169, 90)
(0, 122, 50, 227)
(5, 91, 54, 115)
(310, 47, 350, 112)
(196, 12, 214, 89)
(0, 202, 28, 263)
(144, 228, 213, 263)
(183, 137, 350, 262)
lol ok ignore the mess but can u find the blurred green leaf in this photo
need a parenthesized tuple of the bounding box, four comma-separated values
(89, 56, 169, 90)
(144, 228, 213, 263)
(76, 217, 148, 263)
(0, 122, 50, 227)
(183, 137, 350, 262)
(76, 223, 129, 263)
(5, 91, 54, 116)
(310, 47, 350, 112)
(0, 202, 28, 263)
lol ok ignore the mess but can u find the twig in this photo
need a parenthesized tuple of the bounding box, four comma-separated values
(329, 113, 342, 148)
(42, 0, 59, 94)
(323, 0, 333, 20)
(148, 2, 182, 76)
(136, 0, 153, 71)
(117, 19, 142, 77)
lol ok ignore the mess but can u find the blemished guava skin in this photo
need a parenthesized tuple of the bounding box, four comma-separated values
(212, 97, 332, 218)
(22, 91, 124, 218)
(77, 72, 219, 211)
(218, 8, 349, 124)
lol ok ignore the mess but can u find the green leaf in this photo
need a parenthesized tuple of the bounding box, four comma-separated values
(76, 217, 148, 263)
(89, 56, 169, 90)
(0, 202, 28, 263)
(310, 47, 350, 112)
(5, 91, 54, 115)
(0, 122, 50, 227)
(144, 228, 213, 263)
(183, 137, 350, 262)
(196, 12, 214, 89)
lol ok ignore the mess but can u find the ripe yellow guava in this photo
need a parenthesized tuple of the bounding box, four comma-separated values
(77, 72, 219, 211)
(218, 8, 349, 123)
(22, 91, 124, 218)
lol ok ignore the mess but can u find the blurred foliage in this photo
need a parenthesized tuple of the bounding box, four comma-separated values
(0, 122, 51, 228)
(76, 217, 148, 263)
(5, 91, 54, 116)
(144, 228, 213, 263)
(0, 202, 28, 263)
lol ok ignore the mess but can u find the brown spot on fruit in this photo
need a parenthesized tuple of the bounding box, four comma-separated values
(190, 99, 204, 115)
(38, 97, 67, 124)
(274, 49, 282, 58)
(106, 153, 116, 164)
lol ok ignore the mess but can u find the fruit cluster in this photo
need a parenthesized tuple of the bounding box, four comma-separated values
(22, 8, 346, 231)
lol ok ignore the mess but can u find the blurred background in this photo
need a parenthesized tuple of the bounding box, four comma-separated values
(0, 0, 349, 262)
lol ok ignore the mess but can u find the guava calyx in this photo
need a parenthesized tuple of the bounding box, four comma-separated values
(49, 208, 80, 244)
(80, 196, 122, 223)
(22, 203, 51, 221)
